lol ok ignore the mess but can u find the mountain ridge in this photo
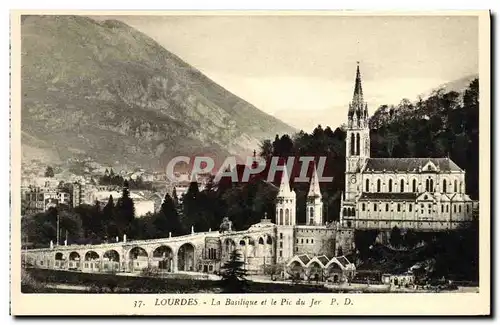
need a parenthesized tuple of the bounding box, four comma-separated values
(21, 15, 296, 172)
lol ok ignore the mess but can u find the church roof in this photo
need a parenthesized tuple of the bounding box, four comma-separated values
(307, 165, 322, 197)
(359, 192, 419, 201)
(336, 256, 352, 267)
(297, 254, 311, 265)
(317, 255, 330, 265)
(363, 158, 463, 173)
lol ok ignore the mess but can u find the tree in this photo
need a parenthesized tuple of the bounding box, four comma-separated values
(102, 196, 115, 239)
(44, 166, 54, 178)
(154, 193, 183, 236)
(219, 250, 249, 293)
(390, 226, 402, 248)
(115, 180, 135, 236)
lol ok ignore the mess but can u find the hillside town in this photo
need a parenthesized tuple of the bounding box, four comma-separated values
(21, 158, 210, 218)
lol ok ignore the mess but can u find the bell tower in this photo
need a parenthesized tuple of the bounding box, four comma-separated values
(275, 167, 296, 263)
(345, 62, 370, 201)
(306, 165, 323, 226)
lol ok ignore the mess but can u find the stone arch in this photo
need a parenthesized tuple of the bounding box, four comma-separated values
(66, 251, 80, 270)
(224, 238, 236, 253)
(308, 261, 323, 281)
(288, 260, 304, 278)
(241, 236, 255, 258)
(84, 250, 99, 261)
(68, 251, 80, 261)
(103, 249, 120, 262)
(266, 235, 273, 245)
(129, 246, 148, 259)
(152, 245, 174, 271)
(177, 243, 195, 272)
(258, 237, 265, 245)
(325, 260, 343, 279)
(128, 246, 149, 272)
(55, 252, 64, 260)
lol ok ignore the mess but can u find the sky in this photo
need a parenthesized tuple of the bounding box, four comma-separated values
(96, 15, 478, 132)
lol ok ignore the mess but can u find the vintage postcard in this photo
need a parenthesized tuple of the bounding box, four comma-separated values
(10, 10, 491, 316)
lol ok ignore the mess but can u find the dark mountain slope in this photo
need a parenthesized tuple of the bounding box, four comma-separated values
(21, 15, 296, 170)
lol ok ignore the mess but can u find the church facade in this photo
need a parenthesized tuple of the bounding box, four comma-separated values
(340, 65, 475, 231)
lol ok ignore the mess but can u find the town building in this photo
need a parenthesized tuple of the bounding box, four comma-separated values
(23, 186, 71, 215)
(340, 64, 475, 231)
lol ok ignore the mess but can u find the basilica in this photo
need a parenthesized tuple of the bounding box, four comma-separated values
(339, 64, 476, 231)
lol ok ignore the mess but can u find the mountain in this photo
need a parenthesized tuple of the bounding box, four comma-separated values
(419, 73, 479, 99)
(21, 15, 296, 172)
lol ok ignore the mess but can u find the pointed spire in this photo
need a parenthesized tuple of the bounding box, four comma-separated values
(307, 164, 321, 198)
(278, 167, 294, 196)
(353, 61, 363, 100)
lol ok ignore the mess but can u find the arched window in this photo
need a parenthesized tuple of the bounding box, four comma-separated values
(365, 179, 370, 192)
(460, 181, 463, 193)
(429, 179, 434, 192)
(409, 204, 412, 212)
(309, 207, 314, 225)
(453, 205, 457, 213)
(412, 179, 417, 192)
(351, 208, 356, 216)
(356, 133, 360, 155)
(350, 133, 355, 155)
(425, 179, 429, 192)
(343, 208, 347, 216)
(377, 179, 381, 192)
(400, 179, 404, 193)
(397, 204, 401, 212)
(385, 203, 389, 211)
(373, 203, 377, 211)
(454, 180, 458, 192)
(362, 203, 365, 211)
(285, 209, 290, 225)
(442, 179, 447, 193)
(389, 179, 393, 192)
(279, 209, 283, 225)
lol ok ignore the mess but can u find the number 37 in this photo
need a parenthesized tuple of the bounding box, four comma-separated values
(134, 300, 144, 308)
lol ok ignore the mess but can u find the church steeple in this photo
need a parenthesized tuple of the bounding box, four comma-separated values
(348, 62, 369, 129)
(345, 63, 371, 169)
(307, 164, 321, 198)
(353, 62, 363, 101)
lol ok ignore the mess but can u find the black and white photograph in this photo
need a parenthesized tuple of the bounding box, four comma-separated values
(10, 10, 491, 316)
